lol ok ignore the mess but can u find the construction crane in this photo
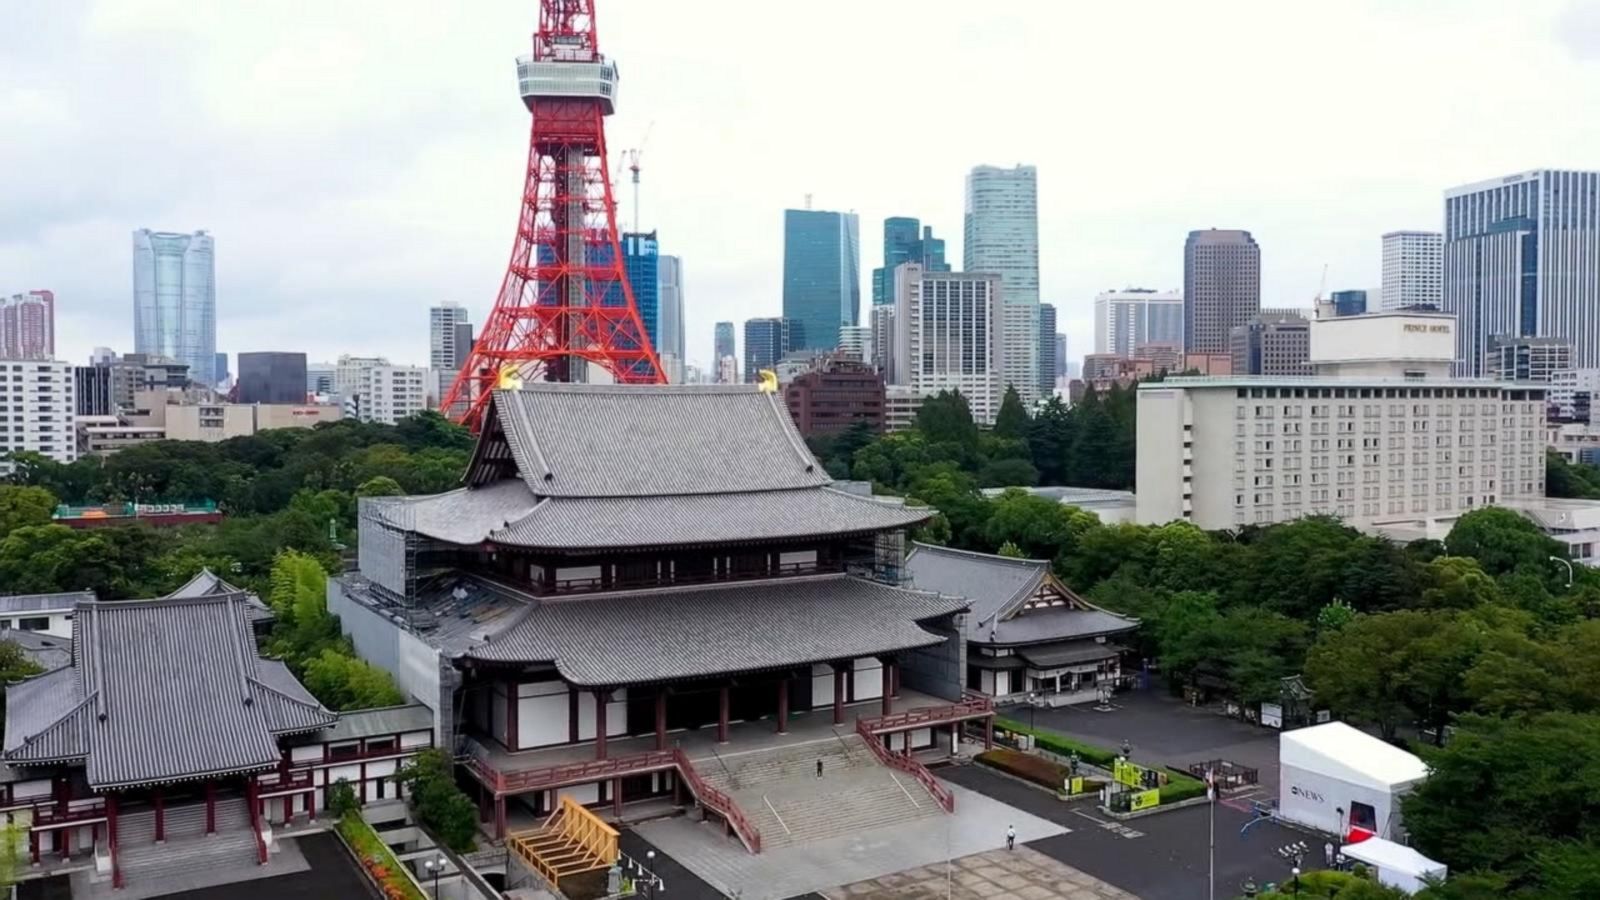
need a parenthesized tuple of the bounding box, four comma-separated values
(623, 121, 654, 234)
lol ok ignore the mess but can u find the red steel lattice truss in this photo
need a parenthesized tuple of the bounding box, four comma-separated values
(444, 0, 663, 430)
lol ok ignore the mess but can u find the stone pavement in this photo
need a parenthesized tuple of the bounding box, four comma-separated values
(635, 780, 1067, 900)
(821, 846, 1136, 900)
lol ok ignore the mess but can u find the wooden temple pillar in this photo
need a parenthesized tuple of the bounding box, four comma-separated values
(881, 660, 897, 716)
(568, 687, 580, 743)
(594, 690, 609, 760)
(654, 690, 668, 751)
(612, 779, 623, 817)
(717, 685, 730, 743)
(984, 716, 994, 750)
(832, 666, 846, 725)
(28, 828, 38, 866)
(776, 679, 789, 734)
(506, 679, 520, 752)
(494, 795, 507, 841)
(205, 782, 217, 834)
(153, 789, 165, 843)
(107, 793, 120, 888)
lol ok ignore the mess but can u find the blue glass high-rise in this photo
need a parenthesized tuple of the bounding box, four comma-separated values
(622, 232, 660, 351)
(782, 209, 860, 352)
(133, 229, 217, 386)
(871, 218, 949, 305)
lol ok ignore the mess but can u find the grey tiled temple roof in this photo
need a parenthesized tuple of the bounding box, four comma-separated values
(905, 543, 1048, 633)
(483, 384, 832, 497)
(2, 594, 334, 789)
(291, 704, 436, 746)
(378, 384, 929, 551)
(0, 591, 94, 615)
(165, 568, 275, 623)
(4, 631, 72, 672)
(461, 574, 968, 686)
(905, 543, 1138, 647)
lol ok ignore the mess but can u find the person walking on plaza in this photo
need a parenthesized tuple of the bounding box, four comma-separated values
(1324, 841, 1334, 868)
(1006, 825, 1016, 851)
(816, 758, 823, 778)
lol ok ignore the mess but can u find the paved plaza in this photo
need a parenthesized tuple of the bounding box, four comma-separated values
(635, 780, 1066, 900)
(1013, 689, 1281, 797)
(943, 766, 1321, 900)
(822, 846, 1135, 900)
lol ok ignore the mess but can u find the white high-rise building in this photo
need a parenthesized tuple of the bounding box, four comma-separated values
(1094, 289, 1184, 357)
(0, 360, 75, 474)
(1137, 311, 1545, 530)
(658, 256, 685, 364)
(965, 165, 1039, 406)
(335, 355, 389, 402)
(838, 325, 872, 362)
(357, 364, 430, 425)
(870, 305, 896, 380)
(1380, 231, 1442, 311)
(133, 229, 217, 386)
(429, 303, 472, 407)
(892, 263, 1005, 425)
(1444, 171, 1600, 376)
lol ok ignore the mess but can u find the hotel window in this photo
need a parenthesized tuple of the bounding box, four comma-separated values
(17, 617, 48, 632)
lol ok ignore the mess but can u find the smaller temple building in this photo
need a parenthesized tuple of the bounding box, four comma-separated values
(0, 592, 433, 891)
(904, 543, 1139, 705)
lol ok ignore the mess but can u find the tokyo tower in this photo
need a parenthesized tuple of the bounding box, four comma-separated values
(444, 0, 664, 430)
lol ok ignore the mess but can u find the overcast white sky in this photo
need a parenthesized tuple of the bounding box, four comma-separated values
(4, 0, 1600, 374)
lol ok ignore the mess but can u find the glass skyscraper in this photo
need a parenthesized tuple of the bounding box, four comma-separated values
(965, 165, 1040, 406)
(743, 317, 795, 382)
(782, 209, 860, 352)
(658, 255, 685, 364)
(622, 232, 661, 352)
(1444, 170, 1600, 375)
(133, 229, 217, 386)
(871, 217, 948, 304)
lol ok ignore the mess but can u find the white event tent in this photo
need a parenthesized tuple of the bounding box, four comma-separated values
(1278, 722, 1429, 840)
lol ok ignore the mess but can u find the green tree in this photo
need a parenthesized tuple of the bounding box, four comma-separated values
(1304, 610, 1438, 740)
(993, 385, 1031, 440)
(301, 649, 404, 710)
(976, 457, 1039, 488)
(1444, 507, 1567, 579)
(1404, 713, 1600, 891)
(0, 485, 57, 537)
(914, 391, 980, 449)
(356, 476, 405, 498)
(1419, 557, 1502, 609)
(396, 749, 478, 852)
(996, 540, 1025, 559)
(981, 490, 1097, 560)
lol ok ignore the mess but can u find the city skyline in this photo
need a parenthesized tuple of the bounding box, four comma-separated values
(4, 2, 1599, 374)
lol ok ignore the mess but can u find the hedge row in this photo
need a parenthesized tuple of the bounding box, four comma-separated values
(994, 717, 1119, 767)
(995, 716, 1211, 801)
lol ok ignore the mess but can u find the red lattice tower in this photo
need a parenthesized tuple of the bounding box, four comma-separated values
(444, 0, 663, 430)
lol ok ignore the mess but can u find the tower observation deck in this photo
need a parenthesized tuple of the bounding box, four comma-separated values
(444, 0, 664, 431)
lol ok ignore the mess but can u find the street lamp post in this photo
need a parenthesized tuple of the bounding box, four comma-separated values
(646, 850, 656, 900)
(1290, 866, 1301, 899)
(424, 855, 445, 898)
(1550, 556, 1575, 588)
(1027, 692, 1038, 731)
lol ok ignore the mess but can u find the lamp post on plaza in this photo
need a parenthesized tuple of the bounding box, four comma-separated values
(1027, 692, 1038, 731)
(1290, 866, 1301, 898)
(646, 850, 656, 900)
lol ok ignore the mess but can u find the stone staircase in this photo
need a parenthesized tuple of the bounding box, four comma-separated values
(112, 798, 263, 895)
(697, 736, 944, 850)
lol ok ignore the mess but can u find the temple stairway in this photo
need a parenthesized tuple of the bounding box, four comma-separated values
(697, 735, 944, 850)
(108, 798, 263, 897)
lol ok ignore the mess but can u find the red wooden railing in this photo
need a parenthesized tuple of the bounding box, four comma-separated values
(857, 691, 994, 734)
(671, 749, 761, 854)
(245, 780, 268, 865)
(466, 748, 762, 854)
(854, 718, 955, 813)
(30, 800, 107, 828)
(466, 750, 677, 794)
